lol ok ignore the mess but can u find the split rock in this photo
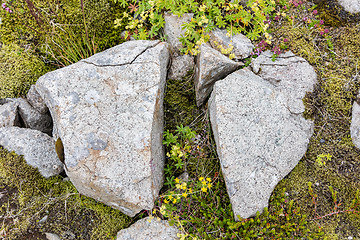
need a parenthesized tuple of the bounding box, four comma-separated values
(209, 67, 314, 219)
(35, 40, 169, 217)
(0, 127, 63, 178)
(164, 12, 193, 54)
(194, 43, 241, 106)
(209, 28, 254, 60)
(116, 217, 180, 240)
(0, 101, 20, 127)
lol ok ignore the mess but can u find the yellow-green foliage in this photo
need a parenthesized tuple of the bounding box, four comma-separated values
(0, 44, 49, 98)
(0, 147, 131, 239)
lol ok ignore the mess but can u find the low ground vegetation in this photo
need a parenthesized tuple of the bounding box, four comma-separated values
(0, 0, 359, 239)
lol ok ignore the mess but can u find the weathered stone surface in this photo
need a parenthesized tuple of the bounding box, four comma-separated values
(194, 43, 241, 106)
(209, 67, 314, 219)
(338, 0, 360, 13)
(27, 85, 49, 114)
(209, 28, 254, 60)
(0, 101, 19, 127)
(351, 94, 360, 148)
(0, 127, 63, 178)
(35, 40, 169, 217)
(164, 12, 193, 54)
(14, 98, 52, 135)
(116, 217, 180, 240)
(168, 54, 194, 80)
(252, 51, 317, 114)
(45, 233, 61, 240)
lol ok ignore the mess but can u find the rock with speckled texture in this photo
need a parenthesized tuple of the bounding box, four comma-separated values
(209, 52, 316, 219)
(116, 217, 180, 240)
(35, 40, 169, 217)
(0, 101, 20, 127)
(0, 127, 63, 177)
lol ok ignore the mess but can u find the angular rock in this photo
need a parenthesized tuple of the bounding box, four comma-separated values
(0, 101, 20, 127)
(164, 12, 193, 55)
(209, 68, 314, 219)
(27, 85, 49, 114)
(168, 54, 194, 80)
(252, 51, 317, 114)
(209, 28, 254, 60)
(116, 217, 180, 240)
(350, 93, 360, 148)
(0, 127, 63, 178)
(194, 43, 241, 106)
(35, 40, 169, 217)
(337, 0, 360, 13)
(15, 98, 52, 135)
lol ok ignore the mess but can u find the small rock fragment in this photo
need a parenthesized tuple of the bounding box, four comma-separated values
(0, 127, 63, 178)
(27, 85, 49, 114)
(168, 54, 194, 80)
(15, 98, 52, 134)
(209, 28, 254, 60)
(164, 12, 193, 54)
(0, 101, 20, 127)
(194, 43, 241, 106)
(351, 93, 360, 148)
(116, 217, 180, 240)
(45, 233, 61, 240)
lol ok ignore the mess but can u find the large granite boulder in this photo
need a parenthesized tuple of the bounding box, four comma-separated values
(116, 217, 180, 240)
(194, 44, 242, 106)
(0, 127, 63, 177)
(337, 0, 360, 14)
(35, 40, 169, 217)
(209, 52, 316, 219)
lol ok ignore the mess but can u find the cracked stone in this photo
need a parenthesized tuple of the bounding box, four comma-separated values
(194, 43, 242, 106)
(35, 40, 169, 217)
(251, 50, 317, 114)
(209, 65, 315, 219)
(0, 127, 63, 178)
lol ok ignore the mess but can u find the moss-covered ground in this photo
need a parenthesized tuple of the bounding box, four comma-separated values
(0, 0, 360, 239)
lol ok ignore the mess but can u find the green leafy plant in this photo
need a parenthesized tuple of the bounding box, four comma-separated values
(112, 0, 278, 55)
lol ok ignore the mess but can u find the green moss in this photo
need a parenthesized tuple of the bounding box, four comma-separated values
(0, 147, 131, 239)
(271, 18, 360, 238)
(0, 44, 50, 98)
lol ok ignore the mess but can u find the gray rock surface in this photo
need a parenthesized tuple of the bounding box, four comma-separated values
(0, 127, 63, 178)
(252, 51, 317, 114)
(45, 233, 61, 240)
(15, 98, 52, 135)
(27, 85, 49, 114)
(168, 54, 194, 80)
(35, 40, 169, 217)
(116, 217, 179, 240)
(164, 12, 193, 54)
(209, 28, 254, 60)
(350, 94, 360, 148)
(338, 0, 360, 13)
(209, 66, 315, 219)
(194, 43, 241, 106)
(0, 101, 20, 127)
